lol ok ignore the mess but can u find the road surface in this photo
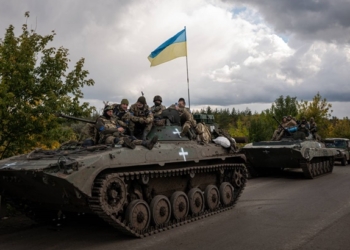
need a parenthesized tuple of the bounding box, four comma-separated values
(1, 164, 350, 250)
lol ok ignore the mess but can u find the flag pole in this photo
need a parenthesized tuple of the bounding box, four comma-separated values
(184, 26, 190, 110)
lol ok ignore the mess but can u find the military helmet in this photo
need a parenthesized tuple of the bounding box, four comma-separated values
(153, 95, 162, 102)
(137, 96, 146, 105)
(104, 105, 113, 112)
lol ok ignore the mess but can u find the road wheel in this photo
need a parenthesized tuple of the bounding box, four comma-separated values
(126, 199, 150, 232)
(170, 191, 189, 220)
(188, 188, 204, 215)
(150, 195, 171, 226)
(220, 182, 234, 206)
(204, 185, 220, 210)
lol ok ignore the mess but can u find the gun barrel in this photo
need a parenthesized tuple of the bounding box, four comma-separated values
(56, 113, 95, 124)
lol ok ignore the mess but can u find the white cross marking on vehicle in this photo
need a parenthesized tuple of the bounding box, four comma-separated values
(179, 148, 188, 161)
(173, 128, 182, 138)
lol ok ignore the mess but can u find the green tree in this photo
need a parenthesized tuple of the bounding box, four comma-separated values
(270, 95, 298, 121)
(0, 12, 95, 159)
(328, 118, 350, 138)
(248, 113, 274, 142)
(297, 92, 332, 138)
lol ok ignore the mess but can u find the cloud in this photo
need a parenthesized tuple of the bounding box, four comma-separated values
(224, 0, 350, 43)
(1, 0, 350, 118)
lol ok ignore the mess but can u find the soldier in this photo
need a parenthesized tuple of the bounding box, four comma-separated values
(276, 116, 297, 140)
(309, 117, 317, 133)
(286, 115, 297, 127)
(177, 97, 190, 112)
(150, 95, 166, 117)
(271, 116, 287, 141)
(129, 96, 154, 140)
(297, 117, 310, 137)
(112, 99, 131, 132)
(96, 105, 158, 150)
(169, 99, 197, 138)
(95, 105, 135, 148)
(309, 117, 320, 140)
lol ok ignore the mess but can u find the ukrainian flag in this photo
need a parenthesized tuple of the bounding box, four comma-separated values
(148, 29, 187, 67)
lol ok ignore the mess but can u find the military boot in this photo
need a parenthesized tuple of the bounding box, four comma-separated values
(142, 135, 159, 150)
(123, 137, 136, 149)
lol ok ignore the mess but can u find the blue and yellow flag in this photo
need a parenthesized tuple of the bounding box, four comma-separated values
(148, 29, 187, 67)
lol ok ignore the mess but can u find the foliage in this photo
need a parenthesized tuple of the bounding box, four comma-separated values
(0, 12, 95, 159)
(298, 92, 332, 138)
(248, 113, 274, 142)
(193, 93, 349, 143)
(270, 95, 298, 121)
(328, 118, 350, 139)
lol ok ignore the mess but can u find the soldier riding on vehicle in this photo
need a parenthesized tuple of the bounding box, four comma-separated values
(129, 96, 154, 140)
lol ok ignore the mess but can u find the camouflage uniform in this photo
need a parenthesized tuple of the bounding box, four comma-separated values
(150, 104, 166, 117)
(298, 117, 310, 137)
(309, 117, 320, 140)
(150, 95, 166, 118)
(129, 96, 154, 140)
(95, 111, 126, 145)
(168, 104, 197, 138)
(81, 122, 98, 146)
(112, 104, 131, 130)
(195, 123, 212, 144)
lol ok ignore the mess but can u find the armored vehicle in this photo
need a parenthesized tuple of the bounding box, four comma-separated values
(0, 111, 247, 238)
(324, 138, 350, 166)
(242, 118, 338, 179)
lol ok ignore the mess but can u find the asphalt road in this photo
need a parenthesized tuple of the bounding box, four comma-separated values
(1, 164, 350, 250)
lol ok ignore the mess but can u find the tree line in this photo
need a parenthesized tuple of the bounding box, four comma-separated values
(194, 93, 350, 142)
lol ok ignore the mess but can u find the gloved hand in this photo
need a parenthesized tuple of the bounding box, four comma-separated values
(139, 118, 145, 124)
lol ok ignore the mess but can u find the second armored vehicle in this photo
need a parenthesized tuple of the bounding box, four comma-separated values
(242, 118, 338, 179)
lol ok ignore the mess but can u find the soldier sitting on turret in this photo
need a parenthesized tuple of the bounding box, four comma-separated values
(96, 105, 135, 148)
(309, 117, 320, 140)
(271, 116, 297, 141)
(112, 99, 131, 133)
(150, 95, 166, 118)
(96, 105, 158, 150)
(129, 96, 154, 140)
(169, 98, 196, 138)
(298, 117, 310, 137)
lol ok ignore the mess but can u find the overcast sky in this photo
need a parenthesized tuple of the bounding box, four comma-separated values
(1, 0, 350, 117)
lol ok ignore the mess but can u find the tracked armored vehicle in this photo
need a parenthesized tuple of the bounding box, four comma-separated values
(242, 118, 338, 179)
(0, 111, 247, 237)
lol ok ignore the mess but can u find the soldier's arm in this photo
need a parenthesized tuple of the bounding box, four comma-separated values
(144, 112, 154, 124)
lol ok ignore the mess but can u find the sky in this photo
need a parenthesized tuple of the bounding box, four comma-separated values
(1, 0, 350, 118)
